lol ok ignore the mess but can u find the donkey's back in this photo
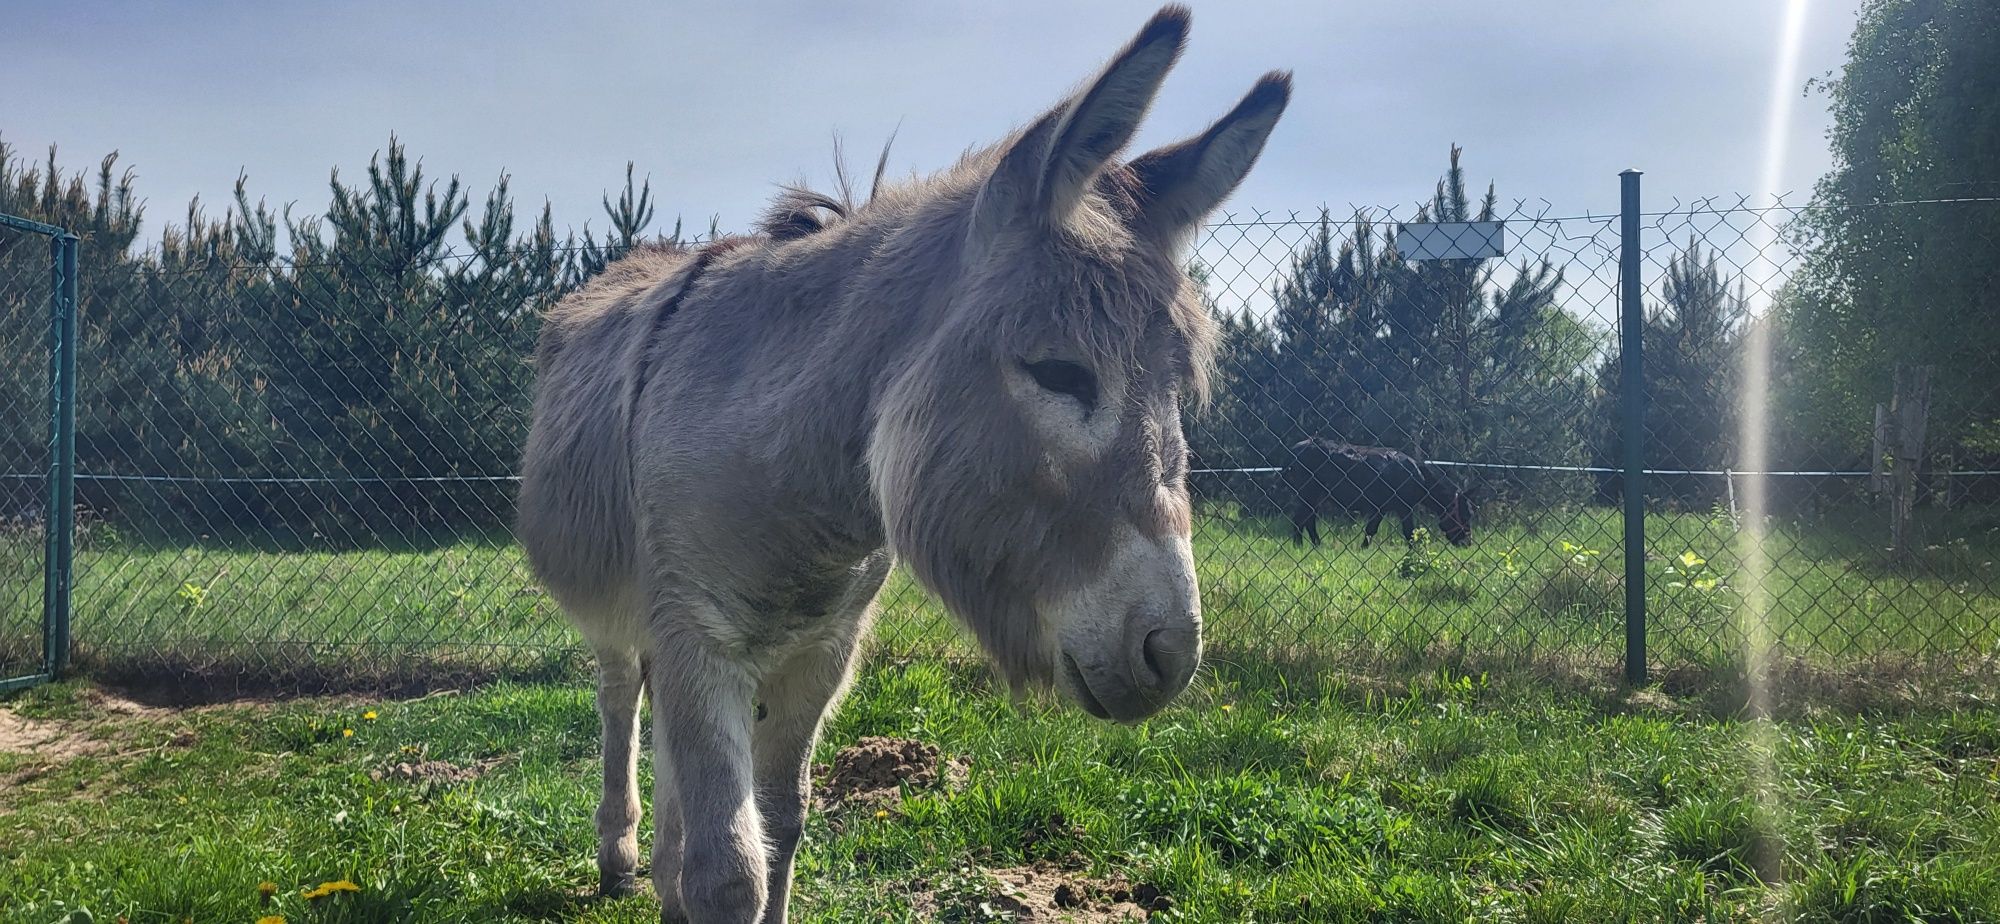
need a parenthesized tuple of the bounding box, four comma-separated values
(1285, 439, 1432, 513)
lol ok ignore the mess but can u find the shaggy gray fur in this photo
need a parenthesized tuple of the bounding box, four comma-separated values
(517, 7, 1289, 922)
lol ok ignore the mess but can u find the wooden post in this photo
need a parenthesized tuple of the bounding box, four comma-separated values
(1725, 467, 1739, 525)
(1870, 403, 1889, 494)
(1888, 364, 1934, 553)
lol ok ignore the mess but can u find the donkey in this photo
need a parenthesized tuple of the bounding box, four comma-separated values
(1282, 439, 1473, 548)
(516, 8, 1290, 922)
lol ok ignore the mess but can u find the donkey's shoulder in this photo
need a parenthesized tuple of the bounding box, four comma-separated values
(544, 244, 693, 331)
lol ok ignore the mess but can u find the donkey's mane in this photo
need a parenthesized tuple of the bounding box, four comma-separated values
(755, 132, 906, 241)
(755, 186, 852, 241)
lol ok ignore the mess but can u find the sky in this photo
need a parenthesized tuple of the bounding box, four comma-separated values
(3, 1, 1856, 256)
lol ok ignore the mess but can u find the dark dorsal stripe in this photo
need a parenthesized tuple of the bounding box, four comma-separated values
(630, 237, 750, 414)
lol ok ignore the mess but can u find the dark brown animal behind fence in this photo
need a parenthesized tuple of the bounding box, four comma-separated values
(1282, 439, 1473, 547)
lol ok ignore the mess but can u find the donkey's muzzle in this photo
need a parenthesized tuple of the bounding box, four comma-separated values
(1062, 615, 1200, 723)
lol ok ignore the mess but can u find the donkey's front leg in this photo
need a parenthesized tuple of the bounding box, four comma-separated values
(752, 639, 865, 923)
(653, 636, 765, 924)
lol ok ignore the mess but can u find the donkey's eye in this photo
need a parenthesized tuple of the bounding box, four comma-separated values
(1021, 359, 1098, 410)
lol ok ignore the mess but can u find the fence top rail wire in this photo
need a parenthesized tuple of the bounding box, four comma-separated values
(52, 193, 2000, 278)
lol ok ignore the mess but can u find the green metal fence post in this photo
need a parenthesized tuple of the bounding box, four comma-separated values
(1619, 170, 1647, 685)
(43, 232, 78, 676)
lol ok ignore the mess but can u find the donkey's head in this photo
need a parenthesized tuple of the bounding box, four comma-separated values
(869, 6, 1289, 722)
(1439, 491, 1474, 547)
(1422, 467, 1475, 547)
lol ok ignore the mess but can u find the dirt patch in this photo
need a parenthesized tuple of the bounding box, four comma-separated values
(813, 736, 969, 813)
(2, 699, 188, 805)
(83, 686, 198, 719)
(369, 758, 490, 786)
(905, 862, 1168, 922)
(1619, 687, 1686, 715)
(0, 686, 184, 762)
(0, 685, 212, 796)
(0, 709, 117, 763)
(987, 863, 1167, 922)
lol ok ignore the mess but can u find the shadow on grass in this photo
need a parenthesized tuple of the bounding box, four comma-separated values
(15, 617, 1994, 719)
(62, 642, 590, 707)
(1191, 639, 2000, 721)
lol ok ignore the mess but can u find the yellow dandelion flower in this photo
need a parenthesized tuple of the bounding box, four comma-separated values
(1220, 703, 1233, 713)
(874, 809, 889, 819)
(257, 880, 279, 904)
(257, 916, 286, 924)
(363, 710, 378, 721)
(342, 728, 355, 738)
(302, 879, 362, 900)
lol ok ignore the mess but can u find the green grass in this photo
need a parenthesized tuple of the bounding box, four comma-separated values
(5, 503, 1997, 687)
(3, 503, 1997, 919)
(5, 663, 1998, 923)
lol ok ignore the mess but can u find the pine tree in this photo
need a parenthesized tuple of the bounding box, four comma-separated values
(1214, 146, 1596, 492)
(1593, 238, 1746, 504)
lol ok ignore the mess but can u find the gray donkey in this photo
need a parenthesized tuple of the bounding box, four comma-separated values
(517, 7, 1289, 922)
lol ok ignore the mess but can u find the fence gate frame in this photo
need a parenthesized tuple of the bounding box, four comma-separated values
(1, 212, 79, 694)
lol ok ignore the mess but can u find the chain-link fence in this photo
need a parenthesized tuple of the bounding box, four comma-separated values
(3, 178, 1997, 689)
(1189, 190, 2000, 682)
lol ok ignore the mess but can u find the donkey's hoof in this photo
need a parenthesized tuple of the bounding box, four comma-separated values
(598, 874, 639, 899)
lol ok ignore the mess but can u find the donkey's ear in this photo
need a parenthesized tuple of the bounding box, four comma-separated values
(1126, 71, 1291, 245)
(974, 5, 1190, 233)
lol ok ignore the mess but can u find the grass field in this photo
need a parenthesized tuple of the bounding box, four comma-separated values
(4, 660, 1998, 922)
(3, 504, 1999, 921)
(6, 504, 1997, 685)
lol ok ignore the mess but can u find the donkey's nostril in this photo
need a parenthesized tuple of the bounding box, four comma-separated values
(1142, 629, 1170, 682)
(1138, 626, 1198, 694)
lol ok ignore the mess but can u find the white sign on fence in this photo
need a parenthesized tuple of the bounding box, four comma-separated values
(1395, 220, 1506, 261)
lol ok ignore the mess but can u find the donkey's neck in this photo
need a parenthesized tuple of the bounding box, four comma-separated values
(711, 196, 975, 550)
(1414, 466, 1452, 513)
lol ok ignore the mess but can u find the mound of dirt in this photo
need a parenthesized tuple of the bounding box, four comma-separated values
(814, 735, 969, 812)
(369, 759, 487, 786)
(983, 862, 1169, 922)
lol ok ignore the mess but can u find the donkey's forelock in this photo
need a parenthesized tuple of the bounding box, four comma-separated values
(978, 231, 1219, 411)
